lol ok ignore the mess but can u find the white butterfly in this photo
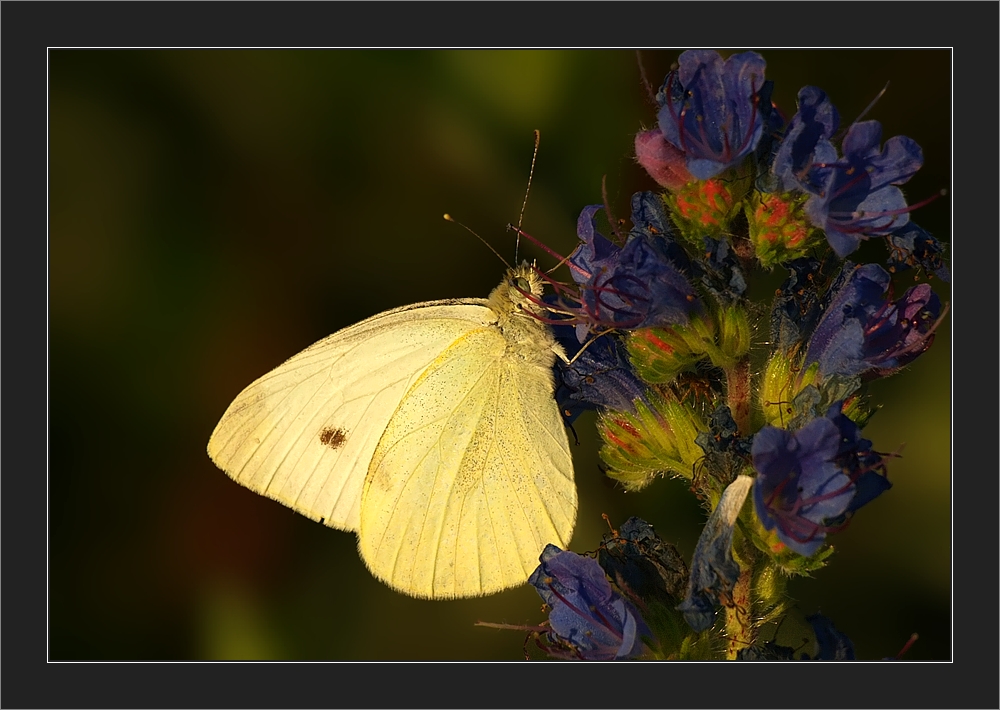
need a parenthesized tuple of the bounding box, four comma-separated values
(207, 263, 577, 599)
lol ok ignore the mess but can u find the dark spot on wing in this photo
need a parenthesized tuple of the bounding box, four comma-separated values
(319, 427, 348, 449)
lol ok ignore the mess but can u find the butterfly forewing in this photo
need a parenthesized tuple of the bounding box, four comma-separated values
(207, 301, 492, 532)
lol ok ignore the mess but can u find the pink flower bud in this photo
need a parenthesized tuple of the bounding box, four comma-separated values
(634, 129, 692, 191)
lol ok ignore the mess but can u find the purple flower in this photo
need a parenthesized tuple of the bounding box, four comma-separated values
(769, 86, 925, 257)
(804, 263, 943, 379)
(551, 328, 649, 423)
(805, 121, 923, 257)
(751, 403, 890, 557)
(561, 193, 699, 340)
(655, 50, 770, 180)
(528, 544, 652, 660)
(771, 86, 840, 194)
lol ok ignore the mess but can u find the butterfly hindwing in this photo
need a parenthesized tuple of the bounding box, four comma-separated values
(359, 323, 576, 598)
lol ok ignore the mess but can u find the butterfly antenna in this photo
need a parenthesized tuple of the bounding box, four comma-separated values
(546, 253, 573, 275)
(444, 214, 511, 269)
(515, 129, 541, 263)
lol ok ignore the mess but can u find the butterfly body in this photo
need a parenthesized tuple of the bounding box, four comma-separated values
(208, 264, 577, 598)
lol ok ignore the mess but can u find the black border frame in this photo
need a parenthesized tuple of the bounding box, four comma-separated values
(7, 2, 997, 708)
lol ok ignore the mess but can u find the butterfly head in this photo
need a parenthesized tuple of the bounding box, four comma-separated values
(491, 262, 549, 320)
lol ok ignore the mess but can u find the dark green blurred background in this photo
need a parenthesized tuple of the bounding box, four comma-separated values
(50, 49, 951, 661)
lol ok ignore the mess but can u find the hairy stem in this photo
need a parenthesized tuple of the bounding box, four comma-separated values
(725, 563, 754, 659)
(725, 357, 751, 435)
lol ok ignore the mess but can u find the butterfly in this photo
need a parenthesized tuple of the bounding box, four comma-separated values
(207, 263, 577, 599)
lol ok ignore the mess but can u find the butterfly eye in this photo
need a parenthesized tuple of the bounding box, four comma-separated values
(514, 277, 530, 292)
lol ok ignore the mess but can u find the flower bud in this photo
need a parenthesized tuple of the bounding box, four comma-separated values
(598, 391, 708, 491)
(634, 129, 693, 191)
(746, 192, 821, 268)
(760, 353, 818, 427)
(628, 305, 750, 385)
(716, 304, 751, 363)
(751, 563, 788, 626)
(665, 179, 739, 245)
(746, 513, 835, 576)
(839, 392, 876, 429)
(626, 323, 711, 384)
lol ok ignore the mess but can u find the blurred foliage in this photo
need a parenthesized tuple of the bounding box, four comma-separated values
(49, 49, 950, 660)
